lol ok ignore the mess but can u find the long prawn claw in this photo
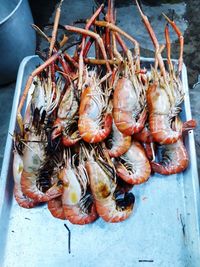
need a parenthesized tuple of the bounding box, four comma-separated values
(162, 12, 184, 74)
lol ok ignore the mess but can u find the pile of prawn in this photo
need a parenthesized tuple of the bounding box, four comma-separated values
(12, 0, 196, 224)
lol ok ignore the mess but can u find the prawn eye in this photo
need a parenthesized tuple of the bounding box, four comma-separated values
(116, 192, 135, 210)
(33, 80, 38, 86)
(149, 79, 153, 84)
(57, 180, 63, 186)
(24, 124, 29, 132)
(119, 73, 123, 78)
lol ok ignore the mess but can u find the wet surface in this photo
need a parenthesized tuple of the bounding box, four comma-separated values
(0, 0, 200, 175)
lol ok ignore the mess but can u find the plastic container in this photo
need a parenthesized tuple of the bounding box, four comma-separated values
(0, 0, 36, 85)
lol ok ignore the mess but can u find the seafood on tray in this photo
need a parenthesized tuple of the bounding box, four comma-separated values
(12, 0, 196, 224)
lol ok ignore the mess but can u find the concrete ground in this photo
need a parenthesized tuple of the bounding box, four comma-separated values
(1, 0, 200, 174)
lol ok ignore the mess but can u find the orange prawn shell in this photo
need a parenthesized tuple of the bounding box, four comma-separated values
(147, 82, 181, 144)
(78, 86, 112, 143)
(63, 203, 98, 225)
(86, 158, 134, 223)
(151, 139, 189, 175)
(113, 77, 146, 135)
(78, 86, 92, 115)
(13, 150, 38, 209)
(133, 125, 153, 143)
(60, 159, 98, 225)
(147, 82, 170, 114)
(21, 170, 63, 202)
(108, 135, 131, 158)
(116, 141, 151, 185)
(62, 135, 81, 147)
(48, 197, 65, 220)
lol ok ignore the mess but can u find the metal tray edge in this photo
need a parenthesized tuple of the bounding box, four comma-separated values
(0, 56, 200, 266)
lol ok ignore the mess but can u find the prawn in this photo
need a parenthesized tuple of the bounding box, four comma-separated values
(59, 150, 98, 225)
(52, 82, 81, 146)
(13, 150, 38, 208)
(147, 81, 182, 144)
(136, 1, 185, 144)
(151, 117, 196, 175)
(92, 18, 147, 136)
(107, 120, 131, 158)
(113, 64, 147, 136)
(115, 141, 151, 185)
(151, 139, 188, 175)
(78, 70, 112, 143)
(21, 149, 63, 202)
(20, 78, 63, 202)
(85, 149, 135, 223)
(47, 196, 65, 220)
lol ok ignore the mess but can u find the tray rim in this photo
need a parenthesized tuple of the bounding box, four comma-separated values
(0, 55, 200, 265)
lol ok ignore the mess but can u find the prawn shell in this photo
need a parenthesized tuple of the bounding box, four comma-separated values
(147, 82, 181, 144)
(63, 203, 98, 225)
(113, 77, 146, 135)
(107, 121, 132, 158)
(133, 125, 153, 143)
(62, 134, 81, 147)
(48, 197, 65, 220)
(151, 139, 189, 175)
(108, 134, 131, 158)
(116, 141, 151, 185)
(21, 170, 63, 202)
(60, 161, 98, 225)
(149, 114, 181, 144)
(13, 151, 38, 209)
(14, 186, 38, 209)
(86, 159, 134, 223)
(78, 85, 112, 143)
